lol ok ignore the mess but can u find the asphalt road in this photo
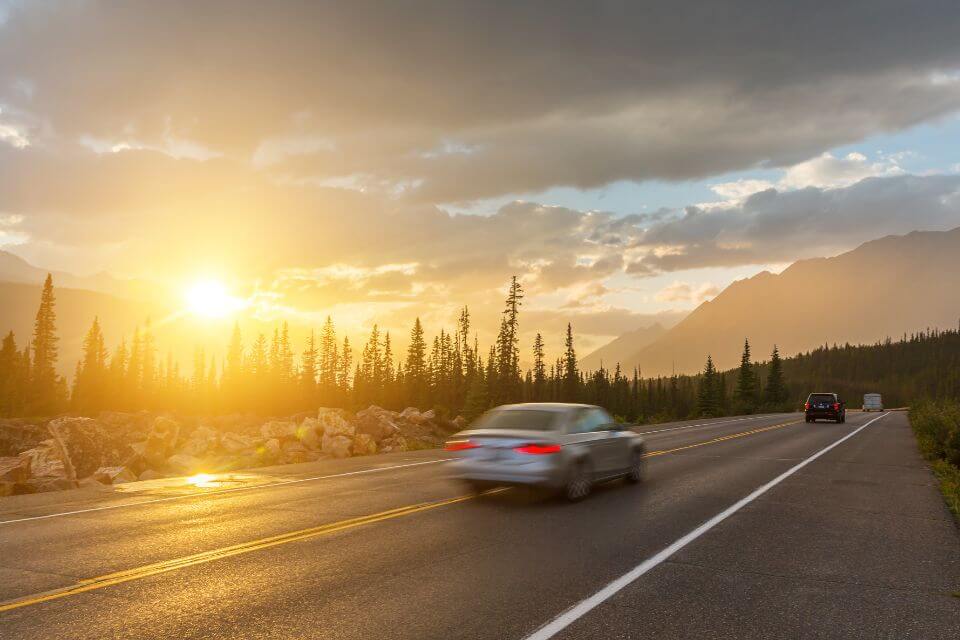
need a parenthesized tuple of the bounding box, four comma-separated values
(1, 410, 957, 639)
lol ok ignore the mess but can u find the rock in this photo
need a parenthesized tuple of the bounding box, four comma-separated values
(181, 426, 218, 457)
(92, 466, 137, 485)
(165, 453, 203, 475)
(220, 432, 255, 454)
(141, 416, 181, 468)
(352, 433, 377, 456)
(317, 409, 356, 439)
(0, 419, 46, 457)
(47, 416, 117, 480)
(263, 438, 282, 459)
(281, 440, 310, 463)
(260, 420, 298, 440)
(0, 455, 31, 483)
(14, 476, 76, 494)
(378, 434, 408, 453)
(296, 417, 322, 450)
(354, 406, 399, 442)
(138, 469, 164, 481)
(322, 433, 352, 458)
(18, 442, 65, 478)
(452, 415, 467, 430)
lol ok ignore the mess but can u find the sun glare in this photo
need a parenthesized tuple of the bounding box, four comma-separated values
(184, 279, 243, 318)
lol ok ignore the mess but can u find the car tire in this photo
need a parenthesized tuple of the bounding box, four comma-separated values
(564, 461, 592, 502)
(625, 450, 644, 484)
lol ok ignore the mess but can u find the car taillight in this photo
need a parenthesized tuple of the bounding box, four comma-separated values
(804, 402, 811, 410)
(445, 439, 480, 451)
(833, 403, 840, 411)
(514, 443, 561, 455)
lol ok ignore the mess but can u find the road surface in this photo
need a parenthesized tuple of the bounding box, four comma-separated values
(1, 410, 958, 639)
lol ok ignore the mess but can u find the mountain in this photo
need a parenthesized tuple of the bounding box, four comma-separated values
(580, 323, 667, 372)
(0, 250, 153, 301)
(598, 227, 960, 376)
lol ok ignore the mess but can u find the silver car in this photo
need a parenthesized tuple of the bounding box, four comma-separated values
(445, 403, 646, 501)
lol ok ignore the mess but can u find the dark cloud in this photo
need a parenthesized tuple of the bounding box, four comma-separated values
(628, 175, 960, 275)
(1, 1, 959, 202)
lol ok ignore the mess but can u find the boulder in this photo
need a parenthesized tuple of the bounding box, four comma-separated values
(352, 433, 377, 456)
(0, 455, 31, 483)
(220, 432, 255, 454)
(141, 416, 181, 468)
(0, 420, 46, 457)
(18, 442, 65, 478)
(281, 440, 311, 463)
(92, 466, 137, 485)
(138, 469, 164, 481)
(317, 409, 355, 439)
(378, 434, 408, 453)
(354, 406, 399, 442)
(452, 415, 467, 430)
(263, 438, 282, 460)
(181, 426, 218, 457)
(47, 416, 116, 480)
(322, 433, 352, 458)
(14, 476, 77, 494)
(296, 417, 322, 450)
(260, 421, 298, 440)
(165, 453, 203, 476)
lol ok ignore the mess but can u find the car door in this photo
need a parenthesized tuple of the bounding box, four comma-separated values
(571, 408, 622, 476)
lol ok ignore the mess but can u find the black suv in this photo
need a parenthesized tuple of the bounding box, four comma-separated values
(805, 393, 846, 423)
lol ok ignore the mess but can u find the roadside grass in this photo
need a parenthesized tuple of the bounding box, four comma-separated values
(909, 401, 960, 523)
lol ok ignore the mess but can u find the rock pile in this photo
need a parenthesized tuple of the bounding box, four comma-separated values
(0, 406, 462, 496)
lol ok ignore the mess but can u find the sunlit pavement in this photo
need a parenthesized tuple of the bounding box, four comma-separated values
(1, 411, 957, 639)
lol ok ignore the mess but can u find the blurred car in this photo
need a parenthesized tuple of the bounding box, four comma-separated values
(445, 403, 646, 501)
(804, 392, 846, 423)
(862, 393, 883, 412)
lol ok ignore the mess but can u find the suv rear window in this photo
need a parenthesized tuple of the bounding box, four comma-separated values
(472, 409, 558, 431)
(808, 394, 836, 402)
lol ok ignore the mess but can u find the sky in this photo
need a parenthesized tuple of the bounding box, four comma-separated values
(1, 0, 960, 357)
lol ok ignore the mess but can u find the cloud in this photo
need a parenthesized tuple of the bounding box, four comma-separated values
(655, 281, 721, 303)
(779, 151, 906, 189)
(628, 174, 960, 276)
(1, 1, 959, 203)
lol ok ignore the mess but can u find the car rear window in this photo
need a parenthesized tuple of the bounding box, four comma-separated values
(809, 394, 835, 402)
(472, 410, 559, 431)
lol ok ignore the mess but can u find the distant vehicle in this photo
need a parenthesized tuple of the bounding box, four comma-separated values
(862, 393, 883, 412)
(445, 403, 646, 501)
(805, 393, 846, 423)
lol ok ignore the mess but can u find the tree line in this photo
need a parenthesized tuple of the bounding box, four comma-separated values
(1, 274, 957, 422)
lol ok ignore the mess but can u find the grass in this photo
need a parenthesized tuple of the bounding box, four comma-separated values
(909, 401, 960, 524)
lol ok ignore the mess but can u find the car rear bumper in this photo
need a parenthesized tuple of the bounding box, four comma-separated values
(806, 411, 842, 420)
(448, 458, 567, 488)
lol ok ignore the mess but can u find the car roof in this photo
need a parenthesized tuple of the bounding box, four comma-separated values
(808, 392, 837, 396)
(494, 402, 597, 412)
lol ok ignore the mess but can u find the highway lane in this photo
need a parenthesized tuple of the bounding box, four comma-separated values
(0, 412, 793, 602)
(1, 411, 957, 639)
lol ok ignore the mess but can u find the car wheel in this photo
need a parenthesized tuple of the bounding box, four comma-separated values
(565, 461, 592, 502)
(625, 450, 644, 484)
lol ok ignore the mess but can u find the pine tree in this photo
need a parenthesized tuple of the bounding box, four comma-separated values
(30, 274, 60, 414)
(734, 338, 757, 414)
(405, 318, 427, 407)
(0, 331, 19, 416)
(300, 329, 318, 405)
(532, 332, 546, 401)
(698, 354, 719, 417)
(763, 344, 788, 408)
(562, 323, 579, 401)
(72, 317, 108, 414)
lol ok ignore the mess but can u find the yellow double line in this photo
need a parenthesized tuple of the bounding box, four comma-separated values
(642, 419, 800, 458)
(0, 418, 801, 613)
(0, 492, 485, 613)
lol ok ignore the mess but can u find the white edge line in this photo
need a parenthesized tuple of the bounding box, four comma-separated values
(0, 458, 455, 525)
(523, 411, 890, 640)
(634, 413, 781, 436)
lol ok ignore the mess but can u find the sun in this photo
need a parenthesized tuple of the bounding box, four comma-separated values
(184, 279, 243, 318)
